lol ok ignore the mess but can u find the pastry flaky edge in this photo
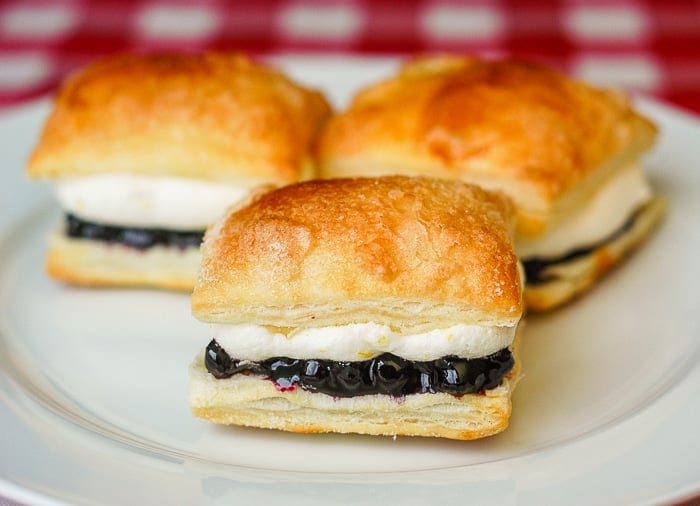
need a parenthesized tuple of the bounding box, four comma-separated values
(190, 176, 524, 440)
(316, 55, 663, 310)
(26, 51, 332, 290)
(45, 232, 201, 291)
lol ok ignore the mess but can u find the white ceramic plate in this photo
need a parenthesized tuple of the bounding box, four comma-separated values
(1, 57, 700, 506)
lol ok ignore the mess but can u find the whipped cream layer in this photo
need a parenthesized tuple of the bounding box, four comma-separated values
(55, 174, 252, 229)
(212, 322, 517, 362)
(517, 163, 653, 258)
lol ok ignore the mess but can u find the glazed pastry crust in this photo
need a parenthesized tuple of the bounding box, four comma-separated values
(27, 52, 331, 184)
(46, 232, 200, 291)
(192, 176, 523, 328)
(188, 332, 522, 441)
(525, 196, 665, 310)
(317, 55, 657, 236)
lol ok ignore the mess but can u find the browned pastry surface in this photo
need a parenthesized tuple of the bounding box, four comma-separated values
(317, 55, 657, 236)
(28, 51, 331, 183)
(192, 176, 522, 328)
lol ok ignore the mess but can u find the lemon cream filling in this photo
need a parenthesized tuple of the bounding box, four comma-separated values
(211, 322, 517, 362)
(55, 174, 253, 229)
(517, 163, 652, 258)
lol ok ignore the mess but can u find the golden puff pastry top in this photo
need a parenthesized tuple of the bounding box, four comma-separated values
(28, 52, 331, 183)
(317, 55, 657, 236)
(192, 176, 522, 329)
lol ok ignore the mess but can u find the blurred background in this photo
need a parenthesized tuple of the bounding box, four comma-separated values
(0, 0, 699, 114)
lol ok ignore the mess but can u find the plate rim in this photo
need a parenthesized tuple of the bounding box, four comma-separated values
(2, 58, 700, 506)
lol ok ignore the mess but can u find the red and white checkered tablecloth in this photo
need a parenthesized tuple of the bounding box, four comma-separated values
(0, 0, 699, 114)
(1, 2, 700, 506)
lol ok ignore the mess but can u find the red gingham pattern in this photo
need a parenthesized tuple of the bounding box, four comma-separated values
(0, 0, 699, 114)
(1, 3, 700, 506)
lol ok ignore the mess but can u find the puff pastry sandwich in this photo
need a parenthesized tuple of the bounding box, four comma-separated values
(317, 56, 664, 310)
(27, 51, 331, 290)
(189, 176, 523, 440)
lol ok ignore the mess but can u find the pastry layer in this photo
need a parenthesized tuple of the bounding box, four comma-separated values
(27, 52, 331, 183)
(46, 232, 200, 290)
(192, 176, 522, 328)
(317, 55, 657, 237)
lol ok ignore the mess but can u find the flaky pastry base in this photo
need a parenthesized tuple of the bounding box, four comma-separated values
(46, 232, 200, 291)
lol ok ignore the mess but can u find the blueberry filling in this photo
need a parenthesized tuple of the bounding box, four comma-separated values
(65, 214, 203, 250)
(523, 207, 640, 284)
(204, 339, 514, 397)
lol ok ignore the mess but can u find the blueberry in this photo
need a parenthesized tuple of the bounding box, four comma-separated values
(65, 214, 84, 236)
(418, 371, 434, 394)
(66, 214, 109, 240)
(483, 350, 515, 390)
(266, 357, 302, 387)
(434, 357, 477, 394)
(300, 359, 331, 391)
(121, 228, 156, 249)
(169, 231, 202, 249)
(85, 223, 109, 240)
(368, 354, 412, 395)
(331, 363, 366, 394)
(204, 340, 235, 379)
